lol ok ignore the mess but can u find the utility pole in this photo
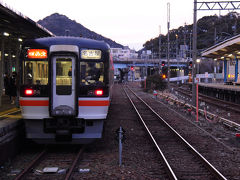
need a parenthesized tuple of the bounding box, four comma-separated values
(167, 2, 170, 90)
(192, 0, 197, 106)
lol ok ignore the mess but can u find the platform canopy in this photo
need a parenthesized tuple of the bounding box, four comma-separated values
(0, 2, 54, 54)
(0, 2, 53, 39)
(201, 34, 240, 60)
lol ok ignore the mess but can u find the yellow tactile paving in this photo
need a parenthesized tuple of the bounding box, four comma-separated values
(4, 115, 22, 119)
(0, 108, 20, 117)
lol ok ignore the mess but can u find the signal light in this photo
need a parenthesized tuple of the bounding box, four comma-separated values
(130, 66, 134, 70)
(25, 89, 33, 95)
(161, 61, 165, 66)
(162, 74, 166, 79)
(189, 61, 192, 67)
(95, 90, 103, 96)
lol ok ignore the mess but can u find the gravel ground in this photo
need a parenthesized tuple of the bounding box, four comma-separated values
(73, 83, 168, 179)
(0, 83, 168, 180)
(1, 82, 240, 179)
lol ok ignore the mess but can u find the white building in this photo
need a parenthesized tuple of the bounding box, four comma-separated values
(140, 50, 152, 59)
(110, 46, 138, 60)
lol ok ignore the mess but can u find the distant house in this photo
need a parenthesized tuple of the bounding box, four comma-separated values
(140, 50, 152, 59)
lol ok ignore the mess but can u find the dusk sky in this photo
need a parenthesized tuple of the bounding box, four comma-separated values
(1, 0, 231, 50)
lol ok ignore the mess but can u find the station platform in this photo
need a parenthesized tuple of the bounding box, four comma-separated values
(0, 94, 23, 166)
(0, 94, 19, 112)
(199, 83, 240, 92)
(197, 83, 240, 104)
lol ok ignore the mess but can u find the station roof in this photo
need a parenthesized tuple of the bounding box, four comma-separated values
(0, 2, 54, 56)
(0, 2, 54, 39)
(201, 34, 240, 60)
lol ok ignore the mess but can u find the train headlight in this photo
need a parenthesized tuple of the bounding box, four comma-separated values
(25, 89, 33, 95)
(95, 90, 103, 96)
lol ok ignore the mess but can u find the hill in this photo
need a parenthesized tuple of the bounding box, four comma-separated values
(37, 13, 123, 48)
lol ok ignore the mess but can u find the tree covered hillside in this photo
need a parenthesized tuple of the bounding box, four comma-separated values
(143, 12, 240, 57)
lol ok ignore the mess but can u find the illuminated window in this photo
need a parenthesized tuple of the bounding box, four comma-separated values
(23, 61, 48, 85)
(80, 62, 104, 85)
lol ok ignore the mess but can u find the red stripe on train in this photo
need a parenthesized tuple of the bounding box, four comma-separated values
(20, 100, 109, 106)
(78, 100, 109, 106)
(20, 100, 49, 106)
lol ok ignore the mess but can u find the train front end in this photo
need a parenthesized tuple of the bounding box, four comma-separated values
(19, 37, 113, 144)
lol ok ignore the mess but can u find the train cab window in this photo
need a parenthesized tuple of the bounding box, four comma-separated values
(79, 61, 108, 97)
(80, 62, 104, 85)
(23, 61, 48, 85)
(55, 58, 73, 95)
(56, 58, 72, 86)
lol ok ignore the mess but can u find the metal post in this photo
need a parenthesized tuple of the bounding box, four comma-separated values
(159, 25, 161, 74)
(145, 56, 147, 78)
(0, 37, 4, 107)
(119, 126, 123, 166)
(16, 43, 21, 108)
(176, 34, 179, 76)
(189, 32, 192, 60)
(192, 0, 197, 106)
(213, 59, 216, 83)
(184, 23, 187, 59)
(196, 82, 199, 122)
(132, 70, 133, 82)
(235, 56, 238, 82)
(224, 57, 227, 83)
(9, 50, 12, 76)
(167, 2, 170, 90)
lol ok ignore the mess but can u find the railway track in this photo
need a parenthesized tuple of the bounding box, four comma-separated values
(14, 145, 85, 180)
(124, 85, 227, 180)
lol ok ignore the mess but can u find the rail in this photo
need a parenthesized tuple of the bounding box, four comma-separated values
(124, 85, 227, 180)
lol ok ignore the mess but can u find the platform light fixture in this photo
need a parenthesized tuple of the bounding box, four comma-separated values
(196, 59, 201, 63)
(3, 32, 9, 37)
(228, 54, 233, 57)
(221, 56, 224, 59)
(18, 38, 23, 42)
(12, 55, 16, 58)
(214, 58, 217, 61)
(4, 53, 8, 56)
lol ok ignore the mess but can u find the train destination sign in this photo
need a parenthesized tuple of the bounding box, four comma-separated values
(81, 49, 101, 59)
(27, 49, 48, 59)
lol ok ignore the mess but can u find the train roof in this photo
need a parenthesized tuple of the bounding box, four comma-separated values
(22, 36, 110, 51)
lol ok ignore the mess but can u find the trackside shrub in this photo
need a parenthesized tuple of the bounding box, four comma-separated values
(141, 74, 167, 92)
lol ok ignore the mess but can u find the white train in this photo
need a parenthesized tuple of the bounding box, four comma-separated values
(19, 37, 114, 144)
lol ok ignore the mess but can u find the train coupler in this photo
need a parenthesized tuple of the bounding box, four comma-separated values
(55, 130, 72, 142)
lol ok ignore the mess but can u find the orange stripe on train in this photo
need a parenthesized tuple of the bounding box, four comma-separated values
(20, 100, 109, 106)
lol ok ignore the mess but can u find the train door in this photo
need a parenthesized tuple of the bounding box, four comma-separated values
(50, 56, 77, 117)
